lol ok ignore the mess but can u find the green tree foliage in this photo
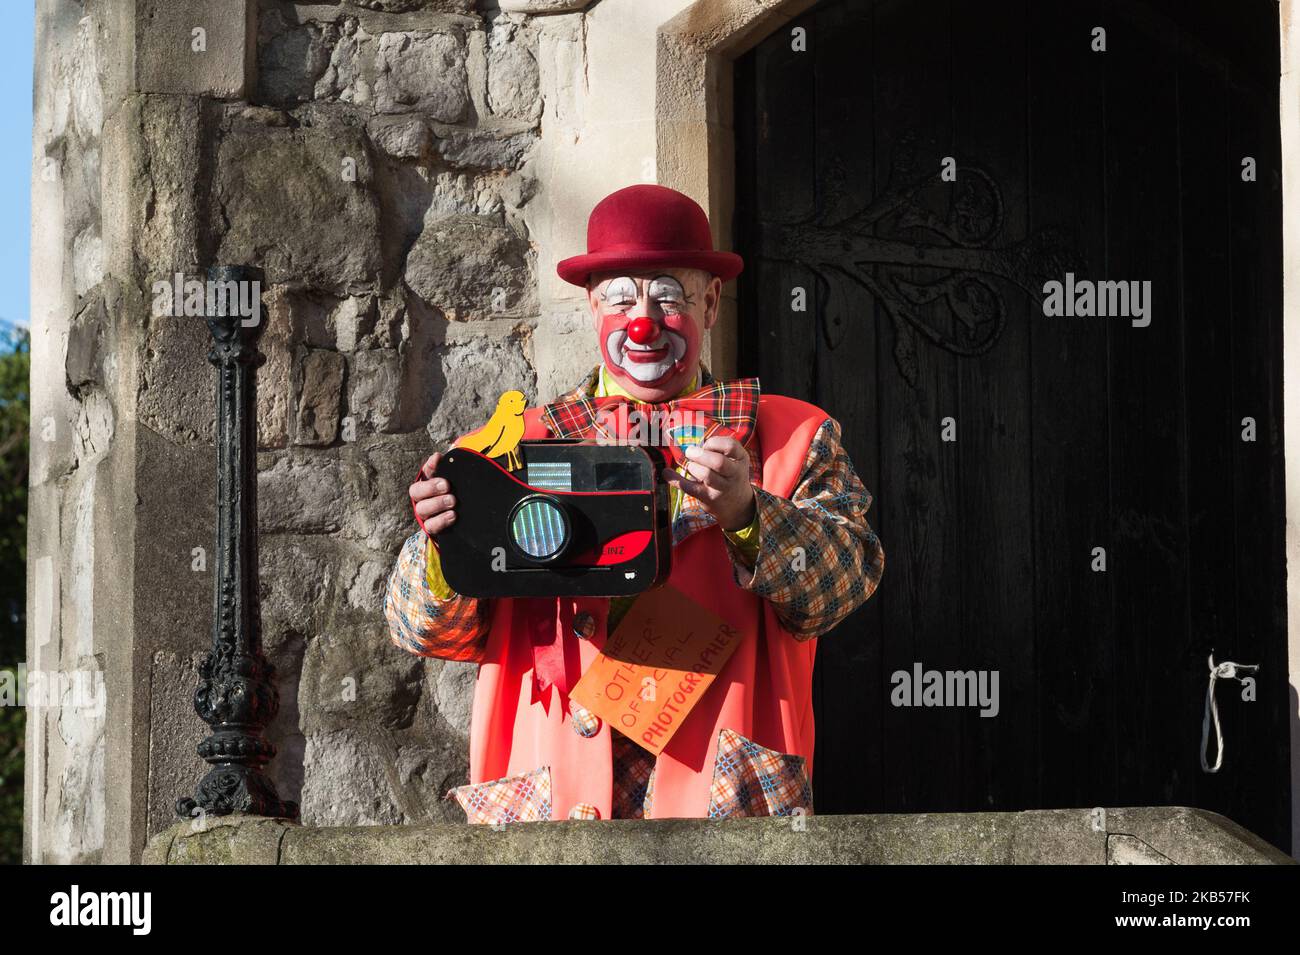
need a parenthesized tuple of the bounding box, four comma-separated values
(0, 322, 29, 865)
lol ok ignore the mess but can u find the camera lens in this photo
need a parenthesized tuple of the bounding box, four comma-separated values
(509, 495, 570, 561)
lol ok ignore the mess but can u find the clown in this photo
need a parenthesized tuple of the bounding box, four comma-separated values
(385, 184, 885, 822)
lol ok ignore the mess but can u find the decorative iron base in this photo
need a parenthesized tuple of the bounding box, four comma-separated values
(177, 766, 298, 821)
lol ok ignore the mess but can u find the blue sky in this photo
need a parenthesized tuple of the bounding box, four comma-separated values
(0, 3, 33, 333)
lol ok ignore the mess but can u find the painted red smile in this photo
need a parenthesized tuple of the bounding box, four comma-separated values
(624, 344, 671, 363)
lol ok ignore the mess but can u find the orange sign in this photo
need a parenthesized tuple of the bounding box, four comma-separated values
(570, 585, 741, 755)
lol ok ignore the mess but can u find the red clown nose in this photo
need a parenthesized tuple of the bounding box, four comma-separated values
(626, 317, 658, 345)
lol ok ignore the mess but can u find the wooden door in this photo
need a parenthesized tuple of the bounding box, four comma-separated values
(734, 0, 1289, 850)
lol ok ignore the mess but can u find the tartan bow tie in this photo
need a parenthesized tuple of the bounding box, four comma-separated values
(541, 377, 761, 448)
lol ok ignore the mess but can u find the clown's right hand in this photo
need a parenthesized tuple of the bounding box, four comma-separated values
(410, 451, 458, 537)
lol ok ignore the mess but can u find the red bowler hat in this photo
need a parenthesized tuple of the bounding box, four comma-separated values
(556, 184, 745, 287)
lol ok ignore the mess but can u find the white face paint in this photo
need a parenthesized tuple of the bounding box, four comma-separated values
(598, 276, 691, 385)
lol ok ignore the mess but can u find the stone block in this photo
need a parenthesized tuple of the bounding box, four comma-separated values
(499, 0, 593, 12)
(131, 426, 212, 659)
(368, 116, 432, 160)
(358, 0, 478, 11)
(404, 212, 534, 320)
(296, 349, 345, 446)
(311, 15, 372, 105)
(374, 31, 469, 120)
(432, 124, 539, 170)
(102, 95, 205, 280)
(166, 817, 289, 865)
(136, 0, 256, 99)
(137, 308, 216, 447)
(426, 336, 537, 448)
(256, 10, 336, 106)
(487, 17, 541, 123)
(342, 435, 438, 551)
(299, 630, 424, 735)
(332, 296, 379, 352)
(258, 451, 347, 534)
(256, 286, 300, 450)
(71, 226, 103, 297)
(146, 651, 209, 840)
(1103, 807, 1294, 865)
(258, 537, 337, 625)
(299, 728, 406, 826)
(532, 308, 594, 401)
(347, 349, 404, 435)
(215, 107, 383, 290)
(346, 557, 391, 611)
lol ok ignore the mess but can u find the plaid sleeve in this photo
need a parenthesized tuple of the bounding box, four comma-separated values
(722, 417, 884, 639)
(384, 530, 492, 663)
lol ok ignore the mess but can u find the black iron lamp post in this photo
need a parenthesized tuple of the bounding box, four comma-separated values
(177, 266, 298, 821)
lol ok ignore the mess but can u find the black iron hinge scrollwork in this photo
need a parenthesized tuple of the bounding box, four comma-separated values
(756, 134, 1083, 387)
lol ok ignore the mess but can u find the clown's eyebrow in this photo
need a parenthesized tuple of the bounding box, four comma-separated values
(647, 275, 688, 299)
(598, 275, 694, 303)
(597, 276, 639, 301)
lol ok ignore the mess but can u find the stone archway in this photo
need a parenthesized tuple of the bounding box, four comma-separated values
(653, 0, 817, 381)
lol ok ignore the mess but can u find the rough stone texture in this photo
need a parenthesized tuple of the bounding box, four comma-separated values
(258, 451, 348, 535)
(144, 807, 1298, 865)
(257, 286, 298, 449)
(27, 0, 124, 866)
(375, 32, 469, 119)
(147, 651, 209, 839)
(135, 0, 256, 99)
(532, 308, 593, 401)
(368, 115, 432, 160)
(334, 296, 381, 352)
(297, 349, 346, 445)
(72, 227, 103, 297)
(214, 106, 384, 289)
(426, 335, 537, 447)
(433, 124, 539, 171)
(1101, 807, 1293, 865)
(342, 0, 479, 14)
(487, 17, 542, 123)
(102, 94, 206, 281)
(310, 17, 372, 106)
(405, 212, 535, 320)
(165, 816, 290, 865)
(257, 14, 336, 106)
(499, 0, 593, 13)
(137, 309, 215, 447)
(1107, 835, 1175, 864)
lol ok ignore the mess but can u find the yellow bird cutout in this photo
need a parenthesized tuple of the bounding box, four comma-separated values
(456, 390, 528, 471)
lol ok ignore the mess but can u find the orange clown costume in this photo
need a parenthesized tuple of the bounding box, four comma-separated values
(384, 185, 884, 822)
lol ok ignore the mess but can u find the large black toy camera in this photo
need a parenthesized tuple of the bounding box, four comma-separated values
(435, 441, 674, 598)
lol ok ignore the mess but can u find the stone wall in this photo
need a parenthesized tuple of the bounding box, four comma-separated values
(143, 807, 1299, 865)
(25, 0, 620, 864)
(27, 0, 120, 866)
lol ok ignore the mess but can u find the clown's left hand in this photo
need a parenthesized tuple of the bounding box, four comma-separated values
(662, 436, 757, 532)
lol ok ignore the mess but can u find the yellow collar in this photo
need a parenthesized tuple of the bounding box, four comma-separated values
(596, 364, 699, 400)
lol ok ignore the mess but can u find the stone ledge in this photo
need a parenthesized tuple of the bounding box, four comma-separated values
(143, 807, 1296, 865)
(499, 1, 593, 13)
